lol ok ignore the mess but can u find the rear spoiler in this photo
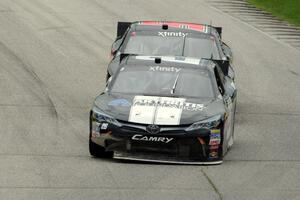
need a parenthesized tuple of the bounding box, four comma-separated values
(213, 27, 222, 38)
(117, 21, 222, 38)
(213, 60, 229, 76)
(117, 21, 132, 38)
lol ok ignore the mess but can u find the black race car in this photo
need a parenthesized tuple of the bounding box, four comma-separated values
(106, 21, 234, 81)
(90, 55, 237, 164)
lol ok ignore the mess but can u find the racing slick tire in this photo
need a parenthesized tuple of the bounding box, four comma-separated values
(228, 100, 237, 149)
(89, 138, 113, 158)
(106, 71, 111, 82)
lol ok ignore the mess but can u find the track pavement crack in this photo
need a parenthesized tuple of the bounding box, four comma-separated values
(201, 167, 223, 200)
(0, 41, 58, 119)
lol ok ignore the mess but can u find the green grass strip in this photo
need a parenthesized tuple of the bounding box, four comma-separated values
(247, 0, 300, 27)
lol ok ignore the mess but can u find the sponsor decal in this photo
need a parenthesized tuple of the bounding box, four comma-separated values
(131, 134, 173, 143)
(211, 129, 220, 134)
(139, 21, 206, 32)
(128, 96, 204, 125)
(149, 66, 181, 73)
(108, 99, 131, 107)
(209, 145, 219, 150)
(130, 31, 136, 36)
(209, 129, 221, 145)
(129, 96, 160, 124)
(210, 133, 220, 140)
(209, 139, 220, 145)
(158, 31, 188, 37)
(209, 150, 218, 159)
(179, 24, 189, 29)
(132, 96, 203, 111)
(101, 123, 108, 130)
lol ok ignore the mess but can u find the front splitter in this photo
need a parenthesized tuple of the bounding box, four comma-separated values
(113, 151, 222, 165)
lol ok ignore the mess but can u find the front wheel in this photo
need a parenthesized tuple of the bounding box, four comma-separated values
(89, 139, 113, 158)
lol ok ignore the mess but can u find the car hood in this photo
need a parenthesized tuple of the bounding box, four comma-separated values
(94, 93, 225, 125)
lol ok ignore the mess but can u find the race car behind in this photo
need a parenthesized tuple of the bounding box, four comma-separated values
(107, 21, 234, 81)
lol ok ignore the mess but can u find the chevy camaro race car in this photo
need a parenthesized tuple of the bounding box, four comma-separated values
(90, 55, 237, 164)
(106, 21, 234, 81)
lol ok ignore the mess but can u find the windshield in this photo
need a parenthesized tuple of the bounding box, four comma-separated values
(110, 66, 215, 98)
(122, 31, 221, 59)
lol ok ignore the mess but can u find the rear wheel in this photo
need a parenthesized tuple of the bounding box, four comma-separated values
(106, 72, 111, 82)
(228, 101, 237, 149)
(89, 139, 113, 158)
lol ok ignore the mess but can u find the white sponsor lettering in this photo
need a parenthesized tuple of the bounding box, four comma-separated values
(132, 96, 203, 112)
(149, 66, 181, 73)
(132, 134, 173, 143)
(165, 138, 173, 143)
(158, 31, 187, 37)
(128, 96, 204, 125)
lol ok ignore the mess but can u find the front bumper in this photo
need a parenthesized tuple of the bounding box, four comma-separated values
(90, 119, 223, 164)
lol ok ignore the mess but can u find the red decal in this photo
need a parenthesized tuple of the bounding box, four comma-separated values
(197, 137, 205, 145)
(209, 139, 220, 145)
(209, 145, 219, 150)
(140, 21, 205, 32)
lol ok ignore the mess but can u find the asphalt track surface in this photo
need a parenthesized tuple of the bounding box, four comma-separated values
(0, 0, 299, 199)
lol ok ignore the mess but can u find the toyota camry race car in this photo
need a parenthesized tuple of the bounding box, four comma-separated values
(90, 55, 237, 164)
(106, 21, 234, 81)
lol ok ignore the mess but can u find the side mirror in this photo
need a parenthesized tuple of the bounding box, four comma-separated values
(106, 76, 112, 87)
(111, 39, 122, 56)
(105, 76, 112, 92)
(221, 42, 232, 60)
(213, 60, 229, 76)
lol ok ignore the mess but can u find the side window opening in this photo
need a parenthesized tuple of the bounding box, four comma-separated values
(214, 67, 225, 95)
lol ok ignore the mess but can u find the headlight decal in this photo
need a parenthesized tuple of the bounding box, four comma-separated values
(91, 108, 121, 127)
(185, 115, 222, 131)
(91, 120, 112, 138)
(91, 121, 101, 138)
(101, 123, 109, 130)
